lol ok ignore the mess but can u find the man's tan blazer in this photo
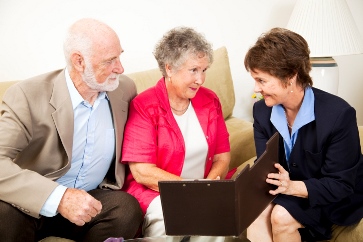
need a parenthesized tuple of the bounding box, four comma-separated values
(0, 69, 137, 218)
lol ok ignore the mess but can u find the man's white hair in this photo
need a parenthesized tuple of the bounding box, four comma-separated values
(63, 18, 108, 71)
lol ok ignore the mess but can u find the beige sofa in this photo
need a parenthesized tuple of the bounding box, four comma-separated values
(0, 46, 362, 241)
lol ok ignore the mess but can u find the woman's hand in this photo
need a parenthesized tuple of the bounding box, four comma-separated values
(266, 163, 308, 198)
(206, 152, 230, 180)
(266, 163, 290, 195)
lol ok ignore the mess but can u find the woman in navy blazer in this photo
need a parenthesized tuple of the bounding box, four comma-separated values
(244, 28, 363, 242)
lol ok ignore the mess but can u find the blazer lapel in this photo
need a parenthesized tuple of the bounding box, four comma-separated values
(107, 89, 129, 188)
(49, 70, 74, 162)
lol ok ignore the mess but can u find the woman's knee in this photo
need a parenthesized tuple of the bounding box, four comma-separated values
(248, 203, 274, 232)
(254, 203, 274, 224)
(143, 195, 165, 237)
(271, 205, 301, 231)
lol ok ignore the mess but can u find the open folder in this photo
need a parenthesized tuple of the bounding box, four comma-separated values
(158, 132, 280, 237)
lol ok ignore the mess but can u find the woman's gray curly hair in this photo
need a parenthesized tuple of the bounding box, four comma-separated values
(153, 26, 213, 77)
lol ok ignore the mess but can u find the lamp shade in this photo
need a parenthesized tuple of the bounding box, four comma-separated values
(287, 0, 363, 57)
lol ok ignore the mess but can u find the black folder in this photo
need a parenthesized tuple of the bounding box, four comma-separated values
(158, 132, 279, 237)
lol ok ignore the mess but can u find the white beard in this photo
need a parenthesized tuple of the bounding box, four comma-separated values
(82, 62, 120, 92)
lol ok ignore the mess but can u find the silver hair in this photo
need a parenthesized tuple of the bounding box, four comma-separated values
(63, 18, 111, 71)
(63, 30, 92, 71)
(153, 27, 213, 77)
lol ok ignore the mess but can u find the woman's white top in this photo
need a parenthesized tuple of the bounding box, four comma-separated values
(173, 102, 208, 179)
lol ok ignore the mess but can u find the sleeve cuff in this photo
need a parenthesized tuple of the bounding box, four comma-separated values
(39, 185, 68, 217)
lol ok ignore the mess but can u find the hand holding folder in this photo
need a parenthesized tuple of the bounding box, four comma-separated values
(159, 132, 280, 237)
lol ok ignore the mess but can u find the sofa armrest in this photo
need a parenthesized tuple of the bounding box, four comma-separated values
(0, 81, 18, 101)
(225, 116, 256, 170)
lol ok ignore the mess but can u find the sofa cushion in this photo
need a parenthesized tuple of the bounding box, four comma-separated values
(0, 81, 18, 100)
(331, 219, 363, 242)
(226, 117, 255, 169)
(231, 156, 256, 180)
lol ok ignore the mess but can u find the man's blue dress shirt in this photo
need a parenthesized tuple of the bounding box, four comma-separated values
(40, 69, 115, 216)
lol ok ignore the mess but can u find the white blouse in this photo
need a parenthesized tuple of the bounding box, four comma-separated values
(173, 102, 208, 179)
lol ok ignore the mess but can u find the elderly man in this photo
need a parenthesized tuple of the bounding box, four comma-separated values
(0, 18, 142, 241)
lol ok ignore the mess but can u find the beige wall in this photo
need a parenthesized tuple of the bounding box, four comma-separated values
(0, 0, 362, 124)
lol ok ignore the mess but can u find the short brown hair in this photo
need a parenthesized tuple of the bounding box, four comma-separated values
(244, 27, 312, 88)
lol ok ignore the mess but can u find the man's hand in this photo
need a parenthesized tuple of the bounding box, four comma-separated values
(57, 188, 102, 226)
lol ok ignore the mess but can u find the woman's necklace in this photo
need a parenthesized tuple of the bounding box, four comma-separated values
(284, 109, 293, 129)
(171, 105, 189, 113)
(170, 100, 190, 113)
(286, 120, 293, 129)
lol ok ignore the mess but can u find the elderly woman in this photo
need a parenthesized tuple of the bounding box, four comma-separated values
(244, 27, 363, 242)
(121, 27, 234, 237)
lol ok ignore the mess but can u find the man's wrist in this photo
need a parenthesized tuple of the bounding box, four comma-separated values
(40, 185, 68, 217)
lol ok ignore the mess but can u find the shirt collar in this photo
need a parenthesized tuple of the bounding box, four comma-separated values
(271, 87, 315, 137)
(293, 87, 315, 130)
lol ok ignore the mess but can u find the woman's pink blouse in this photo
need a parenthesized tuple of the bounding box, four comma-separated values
(121, 78, 232, 213)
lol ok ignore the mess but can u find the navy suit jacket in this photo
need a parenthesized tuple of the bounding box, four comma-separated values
(253, 87, 363, 225)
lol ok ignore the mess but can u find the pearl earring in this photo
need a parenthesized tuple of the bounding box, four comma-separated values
(290, 82, 293, 93)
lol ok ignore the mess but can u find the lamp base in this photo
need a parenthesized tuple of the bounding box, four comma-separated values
(310, 57, 339, 95)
